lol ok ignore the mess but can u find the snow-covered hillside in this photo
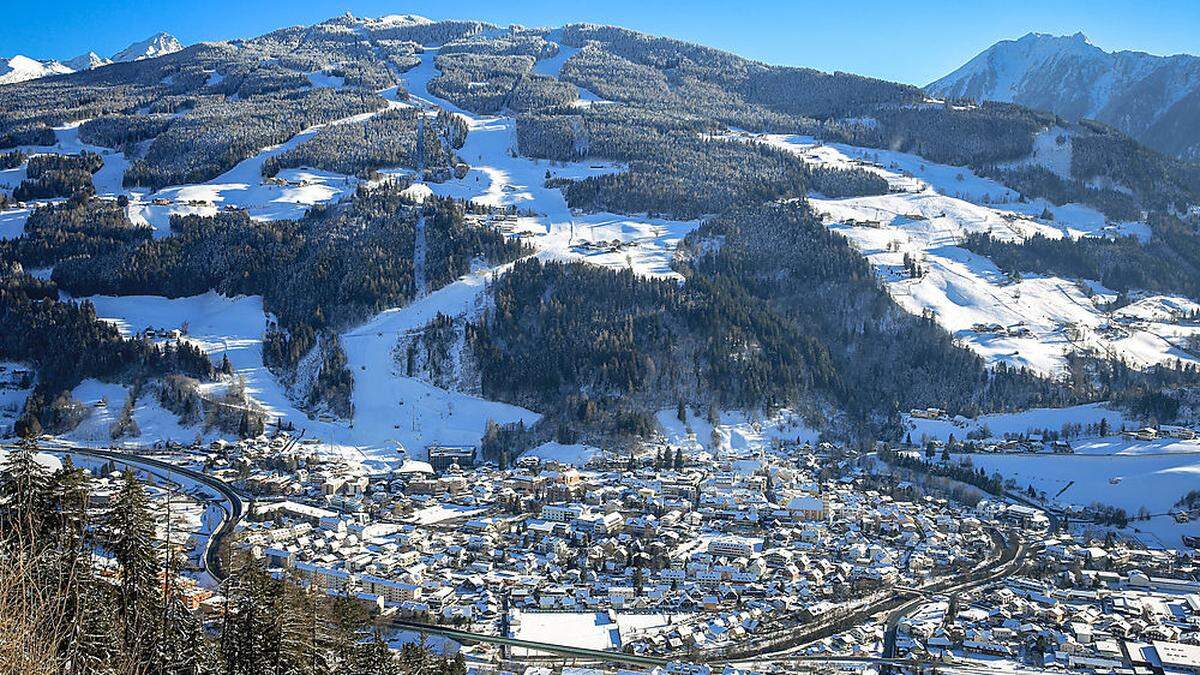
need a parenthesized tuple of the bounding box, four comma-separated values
(6, 18, 1197, 473)
(928, 32, 1200, 161)
(751, 133, 1199, 376)
(0, 55, 72, 85)
(30, 33, 709, 461)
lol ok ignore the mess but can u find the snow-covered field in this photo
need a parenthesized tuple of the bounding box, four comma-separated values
(520, 441, 603, 466)
(906, 402, 1132, 443)
(0, 206, 31, 240)
(511, 611, 691, 652)
(954, 436, 1200, 548)
(750, 134, 1197, 376)
(404, 503, 486, 525)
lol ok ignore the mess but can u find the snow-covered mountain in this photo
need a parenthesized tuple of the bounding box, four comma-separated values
(64, 51, 110, 71)
(927, 33, 1200, 161)
(0, 54, 72, 85)
(110, 32, 183, 63)
(0, 33, 183, 86)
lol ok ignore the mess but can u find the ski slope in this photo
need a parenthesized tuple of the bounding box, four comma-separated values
(76, 291, 539, 463)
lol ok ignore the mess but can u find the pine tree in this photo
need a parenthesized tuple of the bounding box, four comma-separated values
(0, 438, 52, 545)
(220, 555, 283, 675)
(277, 572, 323, 675)
(349, 629, 399, 675)
(46, 456, 91, 553)
(325, 590, 368, 669)
(101, 470, 163, 663)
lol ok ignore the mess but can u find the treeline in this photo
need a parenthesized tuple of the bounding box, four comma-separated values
(983, 165, 1140, 222)
(79, 114, 175, 153)
(1070, 128, 1200, 215)
(520, 104, 813, 218)
(0, 150, 26, 170)
(0, 441, 463, 674)
(878, 445, 1006, 495)
(515, 104, 887, 219)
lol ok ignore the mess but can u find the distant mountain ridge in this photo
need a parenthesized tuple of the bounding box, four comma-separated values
(927, 32, 1200, 161)
(0, 55, 72, 85)
(110, 32, 183, 63)
(0, 32, 183, 85)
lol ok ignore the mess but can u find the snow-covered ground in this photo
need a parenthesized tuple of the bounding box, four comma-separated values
(905, 402, 1133, 443)
(67, 379, 198, 444)
(404, 503, 486, 525)
(511, 611, 691, 652)
(0, 206, 31, 240)
(656, 407, 819, 455)
(956, 438, 1200, 548)
(133, 111, 380, 227)
(1, 122, 131, 204)
(74, 291, 538, 464)
(520, 441, 602, 466)
(396, 49, 697, 280)
(749, 134, 1195, 376)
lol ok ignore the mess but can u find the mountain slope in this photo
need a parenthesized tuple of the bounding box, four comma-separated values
(1, 14, 1198, 447)
(110, 32, 183, 62)
(0, 55, 72, 85)
(928, 32, 1200, 161)
(0, 33, 183, 87)
(64, 51, 110, 71)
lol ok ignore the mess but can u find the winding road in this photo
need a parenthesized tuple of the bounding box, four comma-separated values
(12, 443, 247, 581)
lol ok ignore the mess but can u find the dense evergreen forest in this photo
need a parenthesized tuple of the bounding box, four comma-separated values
(0, 441, 463, 674)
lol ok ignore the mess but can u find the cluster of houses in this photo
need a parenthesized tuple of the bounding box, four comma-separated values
(891, 536, 1200, 672)
(91, 421, 1200, 672)
(190, 432, 997, 660)
(969, 321, 1033, 338)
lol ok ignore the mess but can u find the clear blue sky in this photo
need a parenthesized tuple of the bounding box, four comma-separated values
(5, 0, 1198, 85)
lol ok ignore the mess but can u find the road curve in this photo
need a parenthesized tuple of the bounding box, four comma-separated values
(13, 444, 246, 581)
